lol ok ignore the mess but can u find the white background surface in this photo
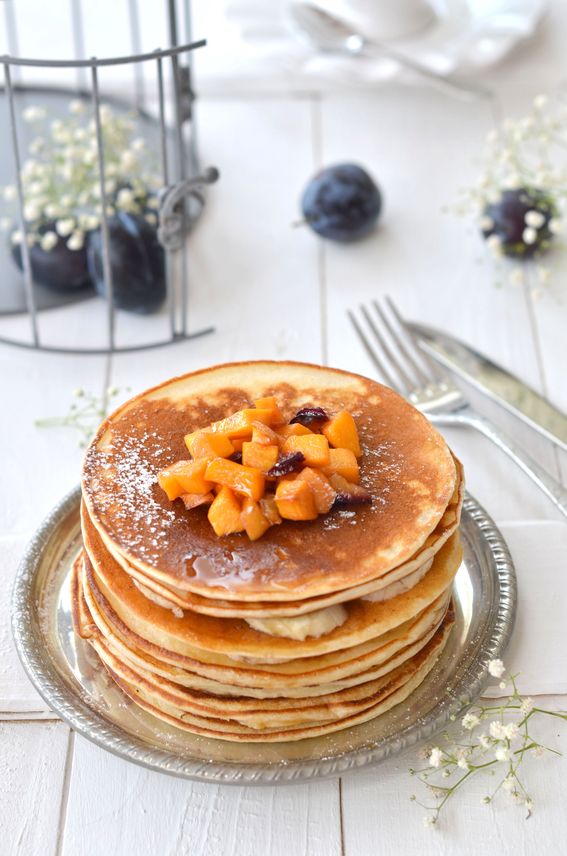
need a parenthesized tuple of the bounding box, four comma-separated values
(1, 1, 567, 854)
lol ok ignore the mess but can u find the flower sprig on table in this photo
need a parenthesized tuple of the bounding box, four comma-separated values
(34, 385, 127, 447)
(454, 93, 567, 289)
(0, 100, 161, 253)
(410, 659, 566, 828)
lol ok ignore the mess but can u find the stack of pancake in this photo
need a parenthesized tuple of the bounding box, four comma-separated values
(75, 361, 464, 743)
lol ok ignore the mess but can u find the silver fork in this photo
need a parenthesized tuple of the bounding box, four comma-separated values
(348, 297, 567, 519)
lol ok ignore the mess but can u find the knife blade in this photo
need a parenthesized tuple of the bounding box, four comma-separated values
(409, 321, 567, 453)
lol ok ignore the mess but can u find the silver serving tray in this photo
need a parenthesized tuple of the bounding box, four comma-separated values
(11, 486, 516, 785)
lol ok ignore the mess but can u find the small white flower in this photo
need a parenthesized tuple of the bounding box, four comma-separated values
(44, 203, 62, 219)
(520, 697, 534, 715)
(56, 218, 75, 237)
(40, 231, 58, 251)
(478, 733, 491, 749)
(29, 137, 45, 155)
(504, 723, 519, 741)
(488, 659, 505, 679)
(146, 196, 160, 210)
(486, 234, 502, 254)
(480, 216, 494, 231)
(69, 99, 86, 114)
(533, 94, 548, 110)
(499, 681, 507, 689)
(503, 776, 515, 792)
(522, 226, 537, 245)
(524, 210, 546, 229)
(548, 218, 563, 235)
(503, 174, 522, 190)
(489, 721, 506, 740)
(144, 213, 157, 225)
(428, 747, 443, 768)
(67, 230, 85, 251)
(80, 214, 99, 231)
(441, 769, 451, 779)
(3, 185, 17, 201)
(423, 815, 436, 829)
(23, 202, 41, 222)
(532, 745, 545, 758)
(462, 713, 480, 730)
(120, 150, 138, 171)
(23, 105, 47, 122)
(116, 187, 136, 211)
(495, 746, 510, 762)
(457, 757, 469, 770)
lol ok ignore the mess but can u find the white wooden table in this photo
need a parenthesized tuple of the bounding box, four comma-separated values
(2, 3, 567, 854)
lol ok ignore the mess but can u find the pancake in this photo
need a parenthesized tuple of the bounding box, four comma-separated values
(97, 619, 453, 742)
(76, 552, 452, 697)
(85, 528, 462, 662)
(80, 456, 462, 618)
(82, 361, 458, 601)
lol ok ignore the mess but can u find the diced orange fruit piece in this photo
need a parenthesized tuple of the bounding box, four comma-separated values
(322, 447, 360, 483)
(275, 479, 318, 521)
(251, 421, 281, 446)
(254, 396, 283, 423)
(241, 497, 271, 541)
(260, 495, 282, 525)
(158, 459, 213, 501)
(205, 457, 265, 501)
(277, 423, 313, 440)
(184, 430, 234, 460)
(231, 438, 244, 453)
(209, 408, 274, 439)
(322, 411, 362, 457)
(328, 473, 372, 503)
(282, 434, 330, 468)
(296, 467, 336, 514)
(208, 486, 244, 536)
(242, 442, 279, 473)
(180, 492, 214, 510)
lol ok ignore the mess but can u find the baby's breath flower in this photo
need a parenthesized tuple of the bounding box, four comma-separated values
(504, 723, 520, 741)
(486, 234, 502, 255)
(69, 99, 86, 115)
(131, 138, 146, 152)
(120, 150, 138, 171)
(457, 757, 469, 771)
(499, 681, 507, 689)
(428, 747, 443, 768)
(479, 215, 494, 231)
(488, 659, 505, 679)
(520, 697, 534, 715)
(532, 745, 545, 758)
(489, 721, 507, 740)
(462, 712, 480, 730)
(478, 733, 491, 749)
(522, 226, 537, 245)
(503, 776, 515, 792)
(67, 230, 84, 251)
(56, 218, 75, 237)
(23, 106, 47, 123)
(23, 201, 41, 222)
(524, 210, 546, 228)
(40, 231, 58, 251)
(423, 815, 436, 829)
(548, 218, 563, 234)
(495, 746, 510, 762)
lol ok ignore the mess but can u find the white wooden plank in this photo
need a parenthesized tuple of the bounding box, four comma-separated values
(61, 736, 341, 856)
(319, 87, 561, 521)
(108, 96, 321, 393)
(0, 720, 70, 855)
(0, 535, 50, 715)
(341, 693, 567, 856)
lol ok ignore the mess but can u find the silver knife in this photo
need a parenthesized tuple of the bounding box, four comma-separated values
(409, 322, 567, 453)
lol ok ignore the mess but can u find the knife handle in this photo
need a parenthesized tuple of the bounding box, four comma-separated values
(434, 408, 567, 519)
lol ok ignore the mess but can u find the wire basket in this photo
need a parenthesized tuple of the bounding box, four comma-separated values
(0, 0, 218, 354)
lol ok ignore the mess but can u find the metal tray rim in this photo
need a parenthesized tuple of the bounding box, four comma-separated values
(11, 485, 516, 785)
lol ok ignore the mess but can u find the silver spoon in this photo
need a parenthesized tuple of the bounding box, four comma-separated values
(289, 2, 493, 103)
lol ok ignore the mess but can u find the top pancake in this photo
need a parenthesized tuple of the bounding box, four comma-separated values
(82, 361, 458, 601)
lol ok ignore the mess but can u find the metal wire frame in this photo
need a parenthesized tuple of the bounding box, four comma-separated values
(0, 2, 218, 355)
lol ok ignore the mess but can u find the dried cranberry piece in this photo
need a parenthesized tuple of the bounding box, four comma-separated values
(332, 489, 372, 509)
(266, 451, 305, 477)
(289, 407, 329, 426)
(230, 451, 243, 464)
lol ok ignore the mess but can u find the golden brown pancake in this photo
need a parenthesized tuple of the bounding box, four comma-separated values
(81, 361, 458, 601)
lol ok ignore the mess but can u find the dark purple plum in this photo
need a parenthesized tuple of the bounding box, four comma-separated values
(87, 212, 165, 313)
(289, 407, 329, 426)
(11, 221, 92, 291)
(482, 187, 555, 258)
(301, 163, 382, 242)
(266, 452, 305, 478)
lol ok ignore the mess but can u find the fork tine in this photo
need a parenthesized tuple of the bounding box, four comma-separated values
(372, 299, 432, 387)
(359, 304, 414, 393)
(385, 297, 446, 383)
(347, 309, 400, 390)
